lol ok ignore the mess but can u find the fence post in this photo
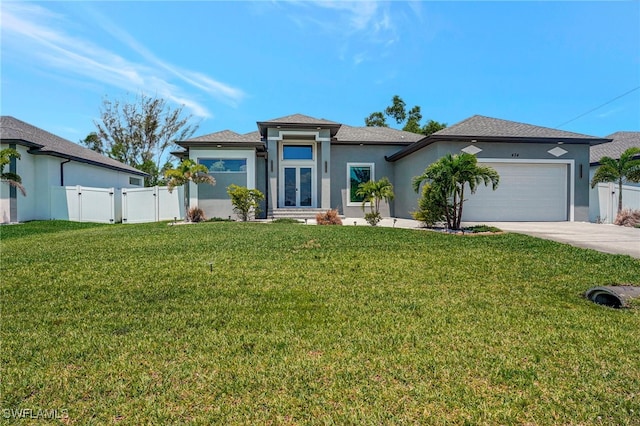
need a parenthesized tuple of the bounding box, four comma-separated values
(122, 188, 128, 223)
(609, 182, 615, 224)
(155, 186, 160, 222)
(77, 185, 83, 222)
(109, 188, 115, 223)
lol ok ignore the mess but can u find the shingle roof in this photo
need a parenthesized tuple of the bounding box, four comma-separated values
(186, 130, 246, 142)
(0, 116, 146, 176)
(434, 115, 603, 140)
(260, 113, 340, 126)
(386, 115, 611, 162)
(335, 124, 423, 143)
(590, 131, 640, 163)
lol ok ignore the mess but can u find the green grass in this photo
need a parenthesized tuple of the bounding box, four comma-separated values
(2, 221, 639, 425)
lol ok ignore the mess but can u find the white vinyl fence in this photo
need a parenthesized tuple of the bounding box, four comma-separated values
(589, 182, 640, 223)
(122, 186, 184, 224)
(50, 185, 184, 224)
(51, 186, 120, 223)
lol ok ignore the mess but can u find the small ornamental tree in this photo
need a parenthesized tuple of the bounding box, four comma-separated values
(356, 177, 395, 226)
(0, 148, 26, 196)
(412, 153, 499, 230)
(227, 184, 265, 221)
(165, 159, 215, 220)
(591, 147, 640, 214)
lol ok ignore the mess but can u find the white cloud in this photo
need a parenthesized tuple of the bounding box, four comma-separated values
(0, 2, 245, 118)
(281, 1, 401, 67)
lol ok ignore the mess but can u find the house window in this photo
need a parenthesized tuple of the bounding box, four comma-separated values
(347, 163, 374, 206)
(199, 159, 247, 173)
(129, 177, 142, 186)
(283, 145, 313, 161)
(198, 158, 247, 200)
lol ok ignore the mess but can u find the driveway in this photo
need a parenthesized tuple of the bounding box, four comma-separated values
(464, 221, 640, 258)
(341, 218, 640, 258)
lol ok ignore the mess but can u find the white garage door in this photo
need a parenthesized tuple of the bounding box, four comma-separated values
(463, 162, 568, 222)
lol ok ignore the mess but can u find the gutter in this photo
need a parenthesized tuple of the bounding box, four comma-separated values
(60, 159, 71, 186)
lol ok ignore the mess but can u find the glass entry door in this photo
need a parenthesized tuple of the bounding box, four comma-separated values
(283, 166, 313, 207)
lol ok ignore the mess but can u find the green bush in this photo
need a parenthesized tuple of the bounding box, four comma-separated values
(411, 182, 447, 227)
(272, 218, 302, 224)
(227, 184, 265, 221)
(364, 211, 382, 226)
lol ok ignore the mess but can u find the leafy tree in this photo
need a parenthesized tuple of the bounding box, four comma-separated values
(365, 95, 446, 136)
(87, 93, 198, 186)
(165, 159, 215, 219)
(591, 147, 640, 214)
(356, 177, 395, 226)
(80, 132, 103, 154)
(0, 148, 26, 196)
(364, 111, 388, 127)
(385, 95, 407, 124)
(412, 153, 499, 230)
(227, 184, 265, 221)
(421, 119, 447, 136)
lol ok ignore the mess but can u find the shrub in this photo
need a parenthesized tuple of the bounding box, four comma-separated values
(614, 209, 640, 227)
(186, 206, 206, 223)
(227, 184, 265, 221)
(464, 225, 502, 233)
(316, 209, 342, 225)
(411, 182, 447, 227)
(272, 218, 302, 224)
(364, 212, 382, 226)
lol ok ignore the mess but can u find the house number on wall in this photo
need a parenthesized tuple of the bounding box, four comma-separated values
(511, 153, 520, 157)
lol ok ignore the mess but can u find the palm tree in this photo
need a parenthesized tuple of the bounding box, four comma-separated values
(0, 148, 26, 196)
(356, 177, 395, 225)
(412, 153, 499, 230)
(164, 159, 215, 219)
(591, 147, 640, 214)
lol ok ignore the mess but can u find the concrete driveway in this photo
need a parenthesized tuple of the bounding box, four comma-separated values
(465, 221, 640, 258)
(337, 218, 639, 258)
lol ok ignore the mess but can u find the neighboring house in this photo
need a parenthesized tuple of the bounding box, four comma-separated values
(1, 116, 147, 223)
(589, 131, 640, 222)
(175, 113, 609, 222)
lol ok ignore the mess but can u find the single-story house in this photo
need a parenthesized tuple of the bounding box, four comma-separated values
(590, 131, 640, 185)
(174, 113, 610, 222)
(1, 116, 147, 223)
(589, 131, 640, 222)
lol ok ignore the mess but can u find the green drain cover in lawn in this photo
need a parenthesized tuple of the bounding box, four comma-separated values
(586, 285, 640, 308)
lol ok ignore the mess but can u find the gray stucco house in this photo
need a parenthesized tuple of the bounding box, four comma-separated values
(174, 114, 610, 222)
(1, 116, 147, 223)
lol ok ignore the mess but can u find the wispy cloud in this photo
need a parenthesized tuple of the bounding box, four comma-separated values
(0, 2, 245, 118)
(283, 1, 399, 65)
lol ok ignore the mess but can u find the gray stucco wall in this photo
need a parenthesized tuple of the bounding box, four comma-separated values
(392, 140, 592, 221)
(330, 144, 403, 217)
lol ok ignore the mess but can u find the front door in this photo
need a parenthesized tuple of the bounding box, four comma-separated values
(282, 166, 313, 207)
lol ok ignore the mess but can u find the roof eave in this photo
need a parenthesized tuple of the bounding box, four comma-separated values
(27, 149, 148, 177)
(257, 121, 342, 137)
(428, 135, 612, 145)
(1, 138, 44, 149)
(386, 135, 612, 162)
(176, 141, 265, 149)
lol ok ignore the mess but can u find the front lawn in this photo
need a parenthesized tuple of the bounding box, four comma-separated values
(1, 221, 639, 424)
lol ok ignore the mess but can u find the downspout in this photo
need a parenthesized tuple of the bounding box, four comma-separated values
(264, 151, 269, 219)
(60, 159, 71, 186)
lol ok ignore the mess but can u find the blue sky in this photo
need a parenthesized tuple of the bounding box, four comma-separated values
(1, 1, 639, 145)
